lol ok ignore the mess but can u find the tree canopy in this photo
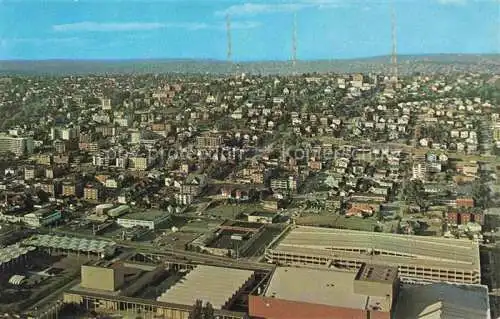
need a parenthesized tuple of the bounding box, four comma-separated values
(401, 179, 429, 212)
(189, 300, 215, 319)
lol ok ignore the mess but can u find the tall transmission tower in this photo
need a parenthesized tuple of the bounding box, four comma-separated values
(292, 12, 298, 74)
(390, 2, 398, 85)
(497, 2, 500, 55)
(226, 14, 232, 64)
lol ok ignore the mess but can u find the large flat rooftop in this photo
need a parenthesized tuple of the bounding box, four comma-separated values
(157, 265, 254, 309)
(393, 282, 490, 319)
(264, 267, 390, 311)
(269, 226, 480, 272)
(119, 209, 171, 221)
(206, 229, 249, 249)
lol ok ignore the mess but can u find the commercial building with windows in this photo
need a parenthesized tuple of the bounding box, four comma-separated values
(23, 208, 62, 228)
(265, 226, 480, 284)
(196, 134, 222, 149)
(117, 210, 171, 230)
(0, 133, 34, 156)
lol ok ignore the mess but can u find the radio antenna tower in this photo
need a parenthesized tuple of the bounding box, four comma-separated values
(292, 12, 298, 74)
(390, 1, 398, 85)
(226, 14, 232, 64)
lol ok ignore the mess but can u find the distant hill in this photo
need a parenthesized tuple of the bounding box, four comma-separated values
(0, 54, 499, 75)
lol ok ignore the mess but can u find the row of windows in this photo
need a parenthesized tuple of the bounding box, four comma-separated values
(266, 251, 479, 284)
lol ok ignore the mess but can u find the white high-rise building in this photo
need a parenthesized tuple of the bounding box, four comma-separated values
(0, 133, 34, 156)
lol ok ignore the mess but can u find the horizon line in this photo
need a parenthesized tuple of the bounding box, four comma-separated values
(1, 53, 499, 64)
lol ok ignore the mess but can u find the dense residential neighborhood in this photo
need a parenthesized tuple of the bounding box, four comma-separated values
(0, 71, 498, 319)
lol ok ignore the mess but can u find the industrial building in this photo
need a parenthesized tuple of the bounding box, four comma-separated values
(265, 226, 480, 284)
(22, 234, 116, 258)
(393, 282, 490, 319)
(107, 204, 130, 217)
(188, 221, 266, 258)
(249, 263, 489, 319)
(157, 265, 255, 309)
(63, 262, 263, 319)
(250, 264, 398, 319)
(117, 210, 171, 230)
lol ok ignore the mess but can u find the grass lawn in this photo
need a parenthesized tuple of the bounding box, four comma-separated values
(204, 201, 266, 220)
(295, 214, 379, 232)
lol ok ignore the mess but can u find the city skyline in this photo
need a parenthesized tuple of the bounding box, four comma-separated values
(0, 0, 499, 61)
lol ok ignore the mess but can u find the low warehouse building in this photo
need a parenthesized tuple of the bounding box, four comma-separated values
(250, 264, 398, 319)
(64, 263, 253, 319)
(157, 265, 255, 309)
(266, 226, 480, 284)
(250, 263, 490, 319)
(117, 210, 170, 230)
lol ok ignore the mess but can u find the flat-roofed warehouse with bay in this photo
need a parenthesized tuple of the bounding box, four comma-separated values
(265, 226, 480, 284)
(157, 265, 255, 310)
(117, 210, 171, 230)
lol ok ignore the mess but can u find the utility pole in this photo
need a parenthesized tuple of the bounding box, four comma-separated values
(497, 2, 500, 55)
(226, 14, 233, 70)
(390, 0, 399, 87)
(292, 12, 298, 75)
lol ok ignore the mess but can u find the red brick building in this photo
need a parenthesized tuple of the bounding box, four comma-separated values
(447, 210, 484, 225)
(456, 197, 474, 208)
(447, 211, 459, 225)
(460, 212, 472, 224)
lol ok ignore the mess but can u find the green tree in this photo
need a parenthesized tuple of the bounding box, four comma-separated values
(189, 300, 203, 319)
(36, 189, 50, 203)
(189, 300, 215, 319)
(401, 180, 429, 212)
(472, 179, 491, 209)
(203, 302, 215, 319)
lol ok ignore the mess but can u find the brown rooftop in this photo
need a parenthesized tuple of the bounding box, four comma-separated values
(355, 263, 398, 283)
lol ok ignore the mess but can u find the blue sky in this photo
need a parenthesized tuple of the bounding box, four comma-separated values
(0, 0, 498, 60)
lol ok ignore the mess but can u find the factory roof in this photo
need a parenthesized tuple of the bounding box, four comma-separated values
(270, 226, 480, 271)
(157, 265, 254, 309)
(393, 282, 490, 319)
(221, 220, 263, 230)
(118, 209, 170, 221)
(264, 267, 391, 311)
(0, 243, 35, 266)
(22, 234, 115, 254)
